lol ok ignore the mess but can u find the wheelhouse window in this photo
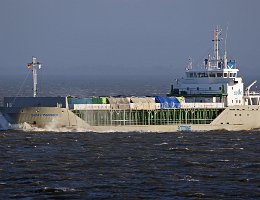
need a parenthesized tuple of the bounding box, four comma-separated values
(217, 73, 223, 77)
(224, 73, 228, 77)
(229, 73, 237, 78)
(187, 73, 195, 78)
(198, 73, 208, 77)
(209, 73, 215, 77)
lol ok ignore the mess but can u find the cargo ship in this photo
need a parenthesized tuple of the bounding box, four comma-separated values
(1, 27, 260, 132)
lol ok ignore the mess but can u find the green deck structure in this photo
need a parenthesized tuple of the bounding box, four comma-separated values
(73, 108, 224, 126)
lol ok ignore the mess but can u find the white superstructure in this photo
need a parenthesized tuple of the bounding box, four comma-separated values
(171, 26, 254, 107)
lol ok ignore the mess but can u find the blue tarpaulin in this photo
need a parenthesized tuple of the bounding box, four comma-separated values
(155, 96, 181, 109)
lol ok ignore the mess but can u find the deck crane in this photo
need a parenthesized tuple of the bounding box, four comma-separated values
(245, 80, 257, 96)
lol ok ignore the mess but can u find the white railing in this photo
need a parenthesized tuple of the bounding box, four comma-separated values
(181, 102, 225, 109)
(74, 104, 111, 110)
(244, 91, 260, 96)
(73, 102, 225, 110)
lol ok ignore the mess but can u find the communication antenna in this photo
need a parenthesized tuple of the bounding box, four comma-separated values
(27, 57, 42, 97)
(224, 25, 229, 53)
(223, 25, 229, 69)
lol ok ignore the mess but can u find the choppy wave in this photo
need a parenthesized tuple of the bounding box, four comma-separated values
(0, 130, 259, 199)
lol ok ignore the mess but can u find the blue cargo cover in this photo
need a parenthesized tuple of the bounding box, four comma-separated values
(155, 96, 180, 109)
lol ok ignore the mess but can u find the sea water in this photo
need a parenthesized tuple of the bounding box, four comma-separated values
(0, 131, 259, 199)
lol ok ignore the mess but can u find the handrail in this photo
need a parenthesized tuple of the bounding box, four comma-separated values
(244, 92, 260, 96)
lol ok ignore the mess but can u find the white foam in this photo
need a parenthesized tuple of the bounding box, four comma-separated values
(180, 175, 200, 182)
(12, 122, 92, 132)
(154, 142, 168, 146)
(6, 120, 179, 133)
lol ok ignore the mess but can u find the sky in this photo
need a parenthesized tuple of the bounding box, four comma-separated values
(0, 0, 259, 82)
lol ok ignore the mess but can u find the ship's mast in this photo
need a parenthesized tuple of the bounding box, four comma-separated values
(27, 57, 42, 97)
(212, 26, 221, 64)
(223, 26, 228, 69)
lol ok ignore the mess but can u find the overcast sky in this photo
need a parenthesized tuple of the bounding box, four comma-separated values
(0, 0, 259, 80)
